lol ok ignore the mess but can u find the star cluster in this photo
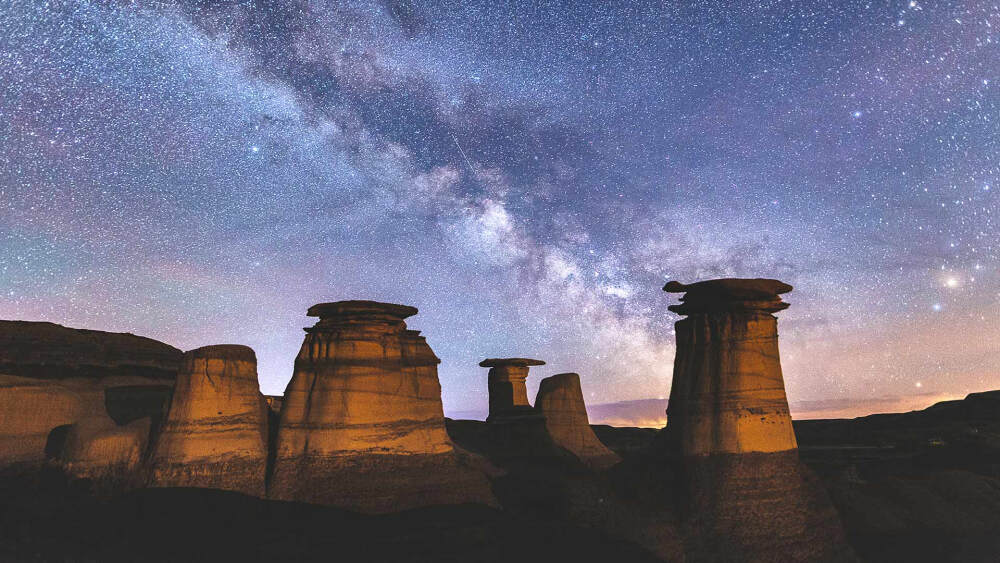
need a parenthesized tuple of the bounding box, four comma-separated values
(1, 1, 997, 420)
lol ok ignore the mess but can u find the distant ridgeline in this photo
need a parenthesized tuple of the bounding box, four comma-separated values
(0, 282, 868, 561)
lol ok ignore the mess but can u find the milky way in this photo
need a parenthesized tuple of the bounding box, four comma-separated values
(1, 1, 997, 421)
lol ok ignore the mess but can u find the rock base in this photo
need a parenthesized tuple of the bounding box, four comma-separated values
(268, 452, 496, 513)
(678, 450, 856, 562)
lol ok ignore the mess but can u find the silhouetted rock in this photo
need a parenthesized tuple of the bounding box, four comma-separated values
(149, 345, 268, 496)
(269, 301, 494, 512)
(661, 278, 856, 562)
(535, 373, 621, 470)
(480, 357, 545, 421)
(0, 321, 181, 381)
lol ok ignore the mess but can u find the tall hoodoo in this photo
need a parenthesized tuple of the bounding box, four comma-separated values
(534, 373, 621, 470)
(148, 345, 268, 496)
(662, 279, 855, 562)
(269, 301, 494, 512)
(480, 357, 545, 421)
(662, 278, 797, 455)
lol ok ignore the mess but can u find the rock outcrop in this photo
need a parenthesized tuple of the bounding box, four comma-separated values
(0, 321, 182, 381)
(269, 301, 494, 512)
(0, 375, 85, 466)
(148, 345, 268, 496)
(535, 373, 621, 470)
(661, 279, 855, 562)
(0, 321, 181, 470)
(480, 357, 545, 421)
(59, 417, 151, 482)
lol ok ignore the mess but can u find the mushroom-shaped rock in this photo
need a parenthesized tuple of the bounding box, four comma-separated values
(660, 279, 855, 562)
(662, 278, 797, 455)
(480, 357, 545, 421)
(269, 301, 495, 512)
(148, 345, 268, 496)
(535, 373, 621, 470)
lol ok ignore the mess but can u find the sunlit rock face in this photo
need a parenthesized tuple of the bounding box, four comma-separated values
(269, 301, 494, 513)
(481, 357, 545, 421)
(534, 373, 621, 470)
(148, 345, 268, 496)
(662, 279, 856, 562)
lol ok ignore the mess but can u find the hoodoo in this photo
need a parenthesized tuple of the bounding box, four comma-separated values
(481, 357, 545, 421)
(661, 279, 855, 562)
(662, 278, 797, 455)
(535, 373, 620, 470)
(148, 345, 268, 496)
(268, 301, 494, 513)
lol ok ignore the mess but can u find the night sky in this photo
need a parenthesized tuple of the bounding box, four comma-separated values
(1, 1, 997, 422)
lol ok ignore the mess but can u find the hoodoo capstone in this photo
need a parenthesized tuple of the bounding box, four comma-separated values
(148, 345, 268, 496)
(661, 279, 856, 562)
(481, 357, 545, 421)
(268, 301, 494, 512)
(535, 373, 621, 470)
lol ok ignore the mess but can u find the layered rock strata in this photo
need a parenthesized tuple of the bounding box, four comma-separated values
(269, 301, 494, 512)
(662, 279, 855, 562)
(535, 373, 621, 470)
(0, 321, 181, 469)
(662, 278, 797, 455)
(148, 345, 268, 496)
(0, 375, 85, 466)
(481, 357, 545, 421)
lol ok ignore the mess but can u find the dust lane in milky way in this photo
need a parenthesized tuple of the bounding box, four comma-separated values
(0, 1, 997, 421)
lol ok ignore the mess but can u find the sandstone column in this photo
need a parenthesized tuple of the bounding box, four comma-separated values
(480, 357, 544, 421)
(661, 279, 855, 562)
(148, 345, 268, 496)
(663, 278, 797, 455)
(268, 301, 494, 512)
(535, 373, 621, 470)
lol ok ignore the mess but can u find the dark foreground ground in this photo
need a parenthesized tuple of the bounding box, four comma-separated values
(0, 466, 661, 563)
(3, 391, 1000, 562)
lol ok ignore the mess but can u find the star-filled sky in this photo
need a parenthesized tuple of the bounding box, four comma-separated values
(1, 0, 997, 423)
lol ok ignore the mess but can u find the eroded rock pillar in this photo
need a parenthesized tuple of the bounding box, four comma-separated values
(663, 278, 797, 455)
(148, 345, 268, 496)
(535, 372, 621, 470)
(269, 301, 494, 512)
(662, 278, 855, 562)
(481, 358, 544, 421)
